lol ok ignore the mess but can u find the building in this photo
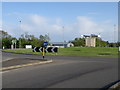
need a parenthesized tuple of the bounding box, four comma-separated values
(83, 34, 100, 47)
(67, 42, 74, 47)
(85, 38, 96, 47)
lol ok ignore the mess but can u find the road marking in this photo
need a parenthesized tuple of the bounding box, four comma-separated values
(0, 60, 53, 71)
(0, 70, 11, 73)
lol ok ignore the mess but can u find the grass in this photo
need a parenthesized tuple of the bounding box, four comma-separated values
(3, 47, 118, 57)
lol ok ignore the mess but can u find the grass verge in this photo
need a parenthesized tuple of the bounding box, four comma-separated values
(3, 47, 118, 57)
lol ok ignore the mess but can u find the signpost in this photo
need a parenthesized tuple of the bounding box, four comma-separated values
(11, 40, 17, 49)
(33, 42, 58, 59)
(42, 47, 45, 59)
(42, 42, 48, 59)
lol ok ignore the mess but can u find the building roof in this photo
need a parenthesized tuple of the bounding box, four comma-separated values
(83, 34, 99, 38)
(50, 42, 68, 44)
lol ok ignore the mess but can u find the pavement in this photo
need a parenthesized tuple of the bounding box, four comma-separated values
(1, 51, 119, 88)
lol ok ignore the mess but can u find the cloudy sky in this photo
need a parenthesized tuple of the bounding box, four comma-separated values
(2, 2, 118, 42)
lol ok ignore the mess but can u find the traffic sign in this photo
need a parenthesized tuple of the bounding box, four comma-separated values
(12, 40, 16, 44)
(33, 47, 43, 52)
(43, 42, 48, 47)
(33, 47, 58, 53)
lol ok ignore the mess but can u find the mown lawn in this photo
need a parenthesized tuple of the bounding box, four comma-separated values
(3, 47, 118, 57)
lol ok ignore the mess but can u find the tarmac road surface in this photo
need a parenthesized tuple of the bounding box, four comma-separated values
(2, 52, 118, 88)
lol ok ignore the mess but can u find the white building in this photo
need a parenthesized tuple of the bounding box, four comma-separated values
(83, 34, 100, 47)
(25, 45, 32, 49)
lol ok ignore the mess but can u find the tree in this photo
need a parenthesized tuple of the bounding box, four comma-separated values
(96, 38, 107, 47)
(1, 30, 16, 49)
(18, 33, 50, 48)
(44, 34, 50, 42)
(71, 38, 85, 47)
(39, 35, 45, 41)
(39, 34, 50, 42)
(0, 30, 12, 39)
(2, 38, 12, 48)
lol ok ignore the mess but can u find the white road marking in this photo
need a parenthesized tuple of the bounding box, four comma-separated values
(0, 70, 11, 73)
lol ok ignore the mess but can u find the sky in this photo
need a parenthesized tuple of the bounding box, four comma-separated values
(1, 2, 118, 42)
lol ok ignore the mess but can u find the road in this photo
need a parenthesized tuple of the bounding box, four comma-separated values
(2, 52, 118, 88)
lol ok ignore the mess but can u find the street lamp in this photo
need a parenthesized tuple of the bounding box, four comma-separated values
(62, 26, 64, 48)
(98, 33, 101, 47)
(114, 24, 116, 47)
(19, 20, 22, 48)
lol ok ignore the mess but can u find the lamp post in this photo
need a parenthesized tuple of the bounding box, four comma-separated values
(62, 26, 64, 48)
(48, 33, 50, 42)
(98, 33, 101, 47)
(19, 20, 22, 48)
(114, 24, 116, 47)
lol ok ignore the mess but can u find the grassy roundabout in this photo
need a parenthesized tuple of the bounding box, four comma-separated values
(3, 47, 118, 57)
